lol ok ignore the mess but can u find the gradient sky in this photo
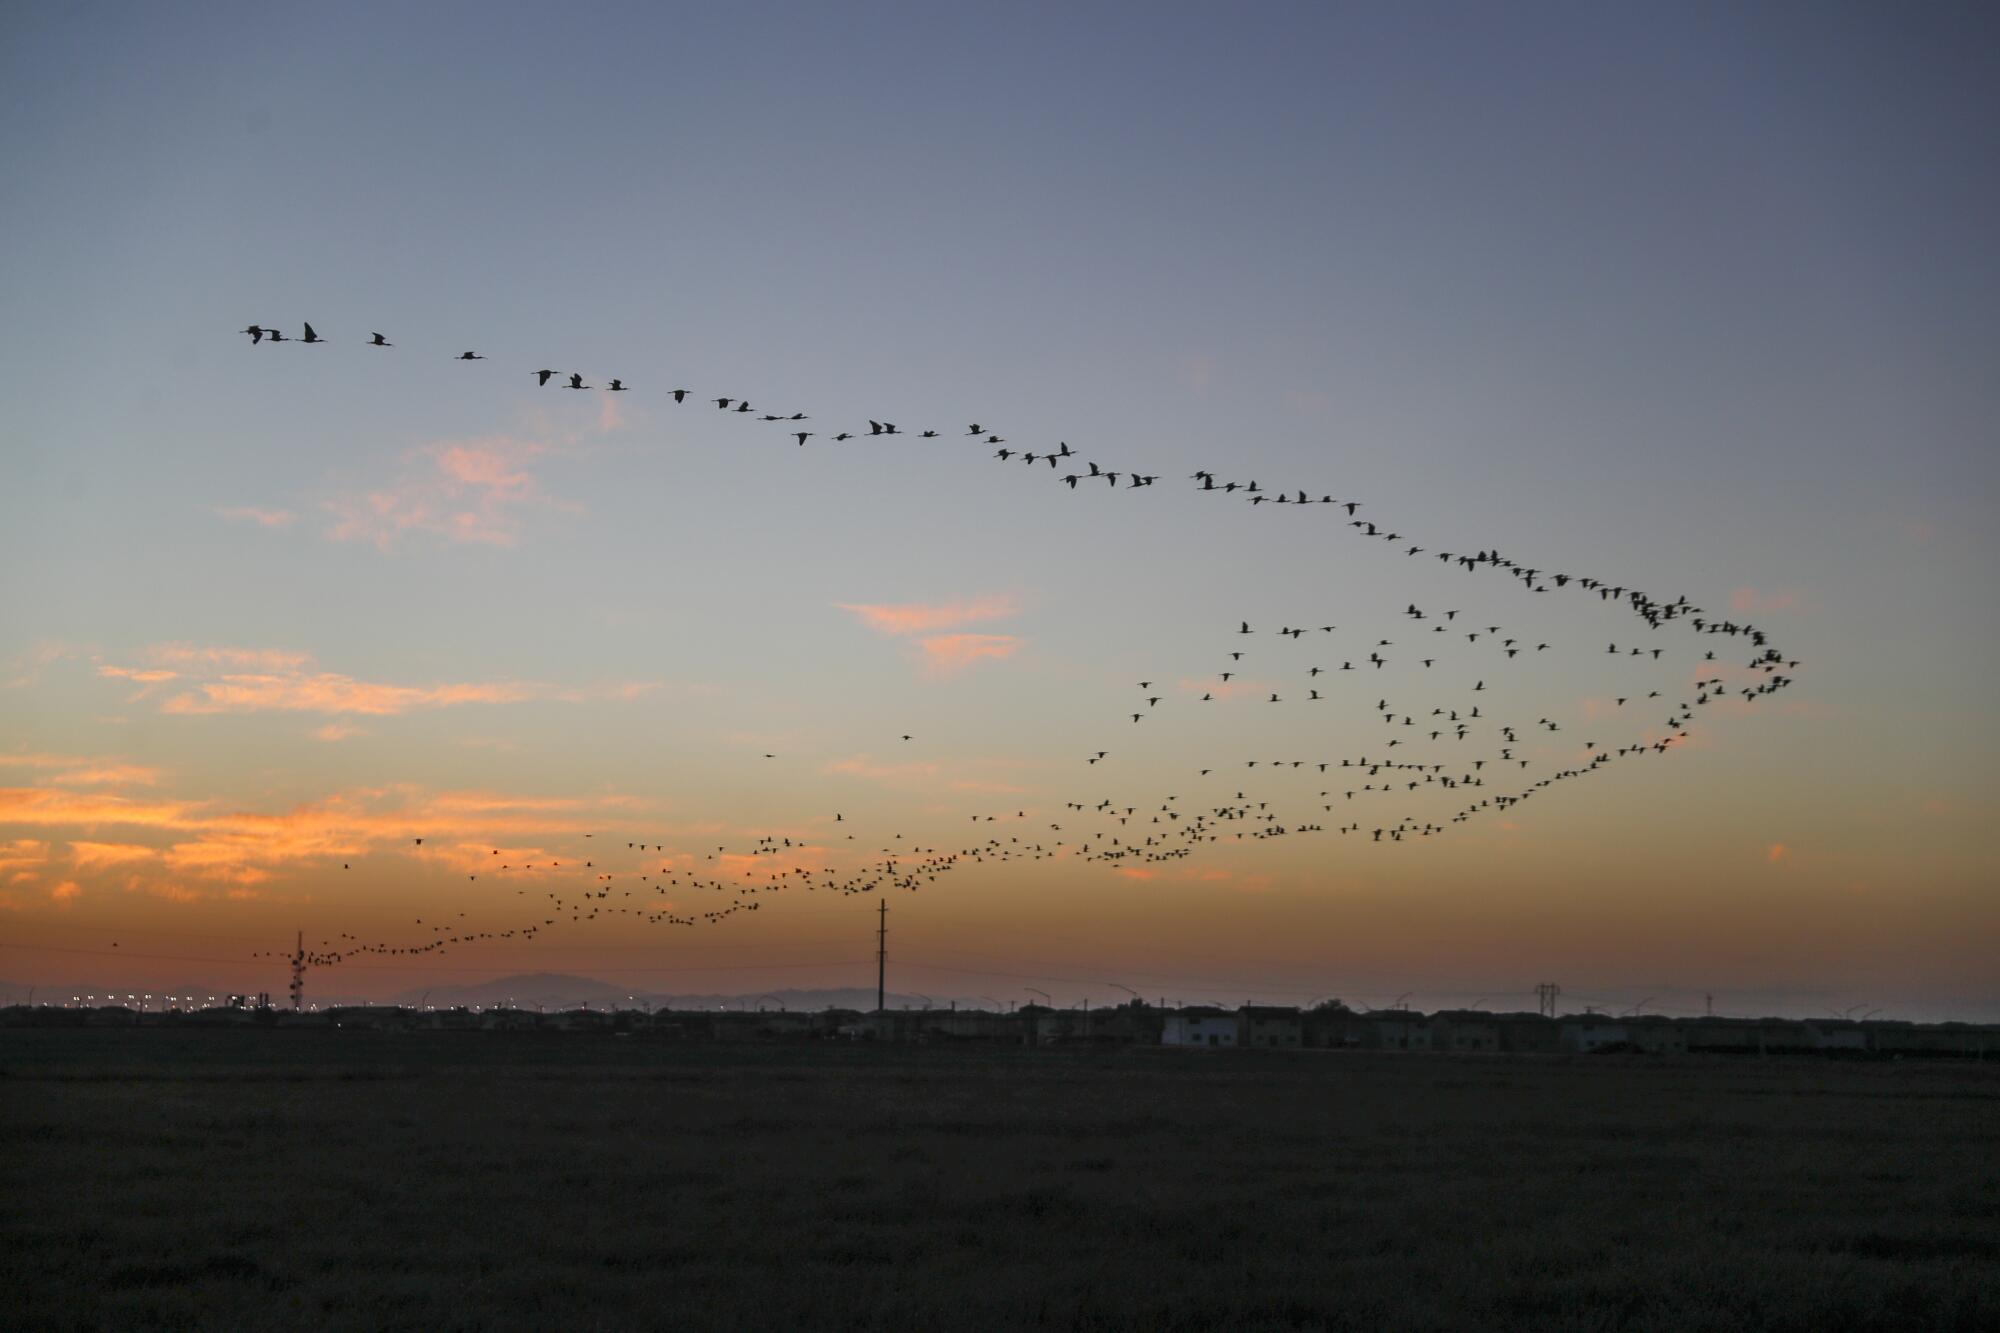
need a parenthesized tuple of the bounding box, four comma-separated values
(3, 1, 1995, 1019)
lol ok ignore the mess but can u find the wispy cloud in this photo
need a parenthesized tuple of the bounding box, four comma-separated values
(824, 755, 943, 784)
(0, 751, 162, 787)
(161, 674, 540, 717)
(0, 837, 50, 884)
(216, 506, 297, 530)
(0, 783, 643, 889)
(69, 841, 157, 871)
(919, 633, 1022, 677)
(95, 643, 654, 719)
(323, 431, 583, 550)
(1730, 587, 1806, 615)
(835, 595, 1020, 636)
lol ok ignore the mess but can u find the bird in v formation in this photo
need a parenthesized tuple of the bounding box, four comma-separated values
(233, 316, 1802, 969)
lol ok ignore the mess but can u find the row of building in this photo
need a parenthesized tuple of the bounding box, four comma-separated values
(6, 1000, 1996, 1057)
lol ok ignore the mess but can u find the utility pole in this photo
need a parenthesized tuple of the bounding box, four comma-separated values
(288, 930, 305, 1011)
(875, 897, 887, 1014)
(1536, 982, 1561, 1018)
(1705, 992, 1713, 1018)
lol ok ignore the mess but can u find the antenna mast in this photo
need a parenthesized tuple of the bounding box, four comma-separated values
(876, 898, 887, 1014)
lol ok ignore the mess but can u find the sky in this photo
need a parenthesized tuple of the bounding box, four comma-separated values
(2, 1, 1995, 1019)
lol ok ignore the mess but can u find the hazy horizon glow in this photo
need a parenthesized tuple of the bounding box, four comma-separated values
(2, 2, 1995, 1020)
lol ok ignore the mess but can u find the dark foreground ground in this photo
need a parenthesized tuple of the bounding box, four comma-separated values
(4, 1033, 1996, 1331)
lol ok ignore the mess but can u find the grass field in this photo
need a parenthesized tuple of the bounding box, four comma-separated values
(5, 1033, 1996, 1330)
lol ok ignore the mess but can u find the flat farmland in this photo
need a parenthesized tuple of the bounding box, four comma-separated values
(4, 1032, 1996, 1330)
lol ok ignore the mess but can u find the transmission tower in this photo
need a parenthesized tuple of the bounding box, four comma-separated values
(1535, 982, 1561, 1018)
(288, 930, 305, 1011)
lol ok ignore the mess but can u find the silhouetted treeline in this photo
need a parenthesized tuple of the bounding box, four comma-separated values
(5, 1002, 1993, 1058)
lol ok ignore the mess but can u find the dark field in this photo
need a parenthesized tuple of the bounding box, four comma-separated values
(5, 1034, 1997, 1331)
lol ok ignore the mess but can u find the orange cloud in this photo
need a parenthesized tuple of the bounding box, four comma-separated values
(162, 673, 541, 716)
(919, 634, 1022, 676)
(0, 752, 161, 787)
(1766, 843, 1789, 863)
(101, 644, 564, 718)
(103, 644, 659, 718)
(216, 506, 297, 529)
(312, 721, 363, 742)
(69, 841, 157, 871)
(49, 880, 81, 902)
(1, 783, 637, 889)
(836, 595, 1020, 636)
(1114, 867, 1157, 881)
(98, 665, 180, 684)
(1, 837, 51, 883)
(146, 644, 314, 672)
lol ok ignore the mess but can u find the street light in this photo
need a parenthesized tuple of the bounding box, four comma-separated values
(1025, 987, 1050, 1008)
(1108, 982, 1140, 1003)
(1622, 998, 1655, 1018)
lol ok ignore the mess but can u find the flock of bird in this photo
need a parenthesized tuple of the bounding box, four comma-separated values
(238, 321, 1800, 974)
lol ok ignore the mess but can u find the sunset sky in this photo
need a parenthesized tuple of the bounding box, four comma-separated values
(3, 2, 1994, 1019)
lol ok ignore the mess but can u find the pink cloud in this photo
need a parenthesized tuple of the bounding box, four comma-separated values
(836, 595, 1020, 636)
(312, 721, 363, 742)
(1730, 587, 1805, 615)
(824, 756, 943, 784)
(1114, 867, 1157, 881)
(323, 433, 583, 550)
(216, 506, 297, 529)
(1766, 842, 1789, 863)
(919, 633, 1022, 677)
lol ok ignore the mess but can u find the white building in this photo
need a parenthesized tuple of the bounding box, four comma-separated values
(1162, 1011, 1238, 1048)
